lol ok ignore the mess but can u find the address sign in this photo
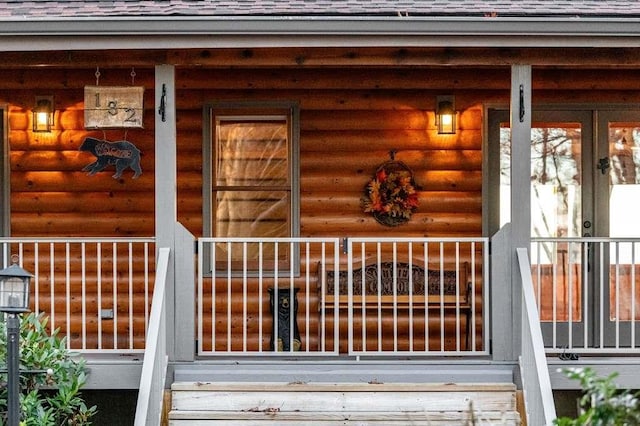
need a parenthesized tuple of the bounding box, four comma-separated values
(84, 86, 144, 129)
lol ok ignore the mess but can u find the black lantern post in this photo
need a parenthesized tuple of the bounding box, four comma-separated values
(0, 261, 32, 426)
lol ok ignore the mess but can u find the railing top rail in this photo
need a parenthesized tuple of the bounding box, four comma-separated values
(199, 237, 341, 243)
(0, 237, 155, 243)
(532, 236, 640, 243)
(199, 237, 487, 243)
(348, 237, 489, 243)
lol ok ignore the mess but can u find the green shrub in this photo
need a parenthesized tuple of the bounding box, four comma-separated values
(0, 313, 97, 425)
(554, 367, 640, 426)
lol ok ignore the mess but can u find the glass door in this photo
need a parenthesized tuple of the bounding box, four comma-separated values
(491, 108, 640, 350)
(597, 111, 640, 347)
(490, 110, 593, 348)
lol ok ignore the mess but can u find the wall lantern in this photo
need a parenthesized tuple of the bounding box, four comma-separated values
(33, 96, 54, 133)
(436, 95, 456, 135)
(0, 260, 32, 426)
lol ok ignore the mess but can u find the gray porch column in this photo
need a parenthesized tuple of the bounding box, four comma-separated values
(510, 65, 532, 359)
(155, 65, 177, 360)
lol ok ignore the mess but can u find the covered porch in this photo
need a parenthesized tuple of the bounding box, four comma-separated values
(2, 11, 640, 423)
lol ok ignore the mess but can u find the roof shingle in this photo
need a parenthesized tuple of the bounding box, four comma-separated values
(2, 0, 640, 18)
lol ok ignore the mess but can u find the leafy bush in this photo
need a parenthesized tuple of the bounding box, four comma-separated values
(554, 367, 640, 426)
(0, 313, 97, 425)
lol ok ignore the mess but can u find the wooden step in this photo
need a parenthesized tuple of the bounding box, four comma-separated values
(170, 411, 521, 425)
(169, 382, 520, 425)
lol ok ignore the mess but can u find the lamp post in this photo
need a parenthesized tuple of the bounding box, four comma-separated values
(0, 261, 32, 426)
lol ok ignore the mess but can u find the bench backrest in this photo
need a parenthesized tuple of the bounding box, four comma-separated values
(319, 261, 470, 299)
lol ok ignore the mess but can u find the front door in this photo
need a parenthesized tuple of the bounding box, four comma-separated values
(489, 108, 640, 349)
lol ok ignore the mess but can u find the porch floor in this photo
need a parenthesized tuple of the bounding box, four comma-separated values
(79, 352, 640, 392)
(547, 356, 640, 389)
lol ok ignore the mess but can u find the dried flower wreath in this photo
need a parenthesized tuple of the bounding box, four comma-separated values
(362, 157, 419, 227)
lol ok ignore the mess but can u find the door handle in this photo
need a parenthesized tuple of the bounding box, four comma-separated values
(597, 157, 610, 175)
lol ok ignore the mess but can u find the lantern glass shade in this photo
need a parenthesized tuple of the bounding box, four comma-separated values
(0, 264, 32, 313)
(436, 96, 456, 135)
(33, 96, 54, 133)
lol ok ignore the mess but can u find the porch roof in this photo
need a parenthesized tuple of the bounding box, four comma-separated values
(1, 1, 640, 51)
(2, 0, 640, 18)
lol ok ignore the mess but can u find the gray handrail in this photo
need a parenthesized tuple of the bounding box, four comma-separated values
(134, 247, 170, 426)
(517, 247, 556, 426)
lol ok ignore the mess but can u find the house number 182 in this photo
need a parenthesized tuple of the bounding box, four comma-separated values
(94, 94, 137, 122)
(84, 85, 144, 129)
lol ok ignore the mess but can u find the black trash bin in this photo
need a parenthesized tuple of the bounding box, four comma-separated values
(268, 287, 301, 352)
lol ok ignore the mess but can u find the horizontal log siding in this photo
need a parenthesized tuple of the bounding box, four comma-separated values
(177, 65, 490, 353)
(5, 53, 635, 353)
(174, 67, 489, 240)
(3, 68, 156, 237)
(0, 60, 497, 353)
(0, 68, 155, 349)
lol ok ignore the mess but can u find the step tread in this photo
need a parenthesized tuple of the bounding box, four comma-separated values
(171, 391, 516, 412)
(169, 410, 521, 421)
(170, 421, 520, 425)
(171, 381, 517, 392)
(170, 381, 521, 425)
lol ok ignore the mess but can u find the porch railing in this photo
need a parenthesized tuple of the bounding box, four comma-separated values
(197, 237, 488, 357)
(517, 247, 556, 426)
(345, 237, 489, 356)
(531, 237, 640, 353)
(197, 237, 341, 356)
(1, 237, 155, 353)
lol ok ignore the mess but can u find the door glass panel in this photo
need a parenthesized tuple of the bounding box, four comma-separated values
(530, 125, 582, 239)
(500, 122, 583, 321)
(500, 123, 582, 237)
(609, 124, 640, 236)
(608, 123, 640, 320)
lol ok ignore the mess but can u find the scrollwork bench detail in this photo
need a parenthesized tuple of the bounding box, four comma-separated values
(317, 260, 473, 350)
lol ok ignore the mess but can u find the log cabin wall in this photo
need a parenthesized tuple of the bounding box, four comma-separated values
(175, 65, 505, 239)
(172, 52, 509, 352)
(3, 48, 640, 352)
(0, 66, 157, 349)
(2, 67, 156, 237)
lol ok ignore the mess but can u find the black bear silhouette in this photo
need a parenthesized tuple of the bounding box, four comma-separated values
(79, 137, 142, 179)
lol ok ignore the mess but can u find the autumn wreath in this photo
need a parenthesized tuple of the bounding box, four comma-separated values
(362, 158, 419, 227)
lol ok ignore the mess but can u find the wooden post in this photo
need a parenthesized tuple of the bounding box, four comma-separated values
(510, 64, 532, 359)
(491, 224, 513, 361)
(174, 223, 195, 361)
(155, 65, 177, 360)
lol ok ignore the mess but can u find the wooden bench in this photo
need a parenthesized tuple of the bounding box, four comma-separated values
(317, 260, 473, 350)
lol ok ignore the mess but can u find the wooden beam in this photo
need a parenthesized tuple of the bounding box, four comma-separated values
(2, 47, 640, 68)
